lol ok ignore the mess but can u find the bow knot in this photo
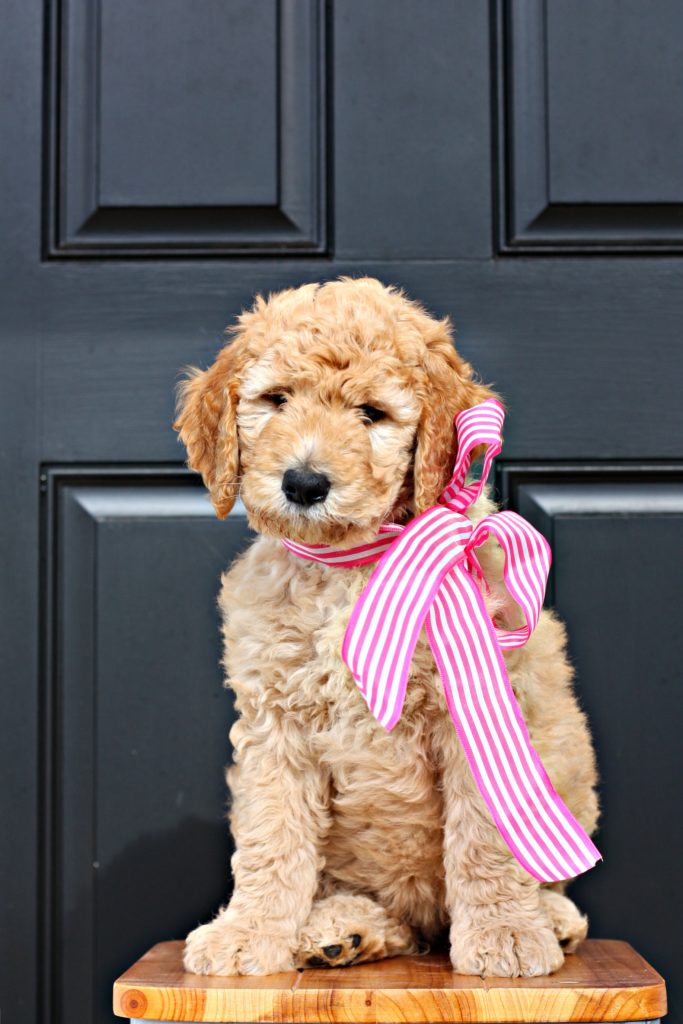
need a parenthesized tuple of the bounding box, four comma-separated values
(282, 399, 600, 883)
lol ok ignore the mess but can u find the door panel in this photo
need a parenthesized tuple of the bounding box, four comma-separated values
(1, 3, 681, 1023)
(501, 470, 683, 1010)
(504, 0, 683, 249)
(51, 0, 325, 254)
(50, 471, 251, 1024)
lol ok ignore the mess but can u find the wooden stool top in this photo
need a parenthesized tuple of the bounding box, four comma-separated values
(113, 939, 666, 1023)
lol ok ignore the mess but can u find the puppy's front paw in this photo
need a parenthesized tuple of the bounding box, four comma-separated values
(451, 923, 564, 978)
(184, 917, 294, 976)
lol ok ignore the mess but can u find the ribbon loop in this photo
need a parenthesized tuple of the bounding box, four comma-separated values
(282, 398, 601, 882)
(441, 400, 504, 513)
(467, 511, 552, 650)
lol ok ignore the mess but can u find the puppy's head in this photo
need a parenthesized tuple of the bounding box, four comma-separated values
(174, 278, 495, 545)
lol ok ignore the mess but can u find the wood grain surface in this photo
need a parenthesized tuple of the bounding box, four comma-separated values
(112, 939, 666, 1022)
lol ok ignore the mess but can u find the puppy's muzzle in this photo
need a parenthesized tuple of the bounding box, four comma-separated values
(282, 468, 330, 507)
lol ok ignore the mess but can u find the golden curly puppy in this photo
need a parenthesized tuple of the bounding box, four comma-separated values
(174, 277, 598, 978)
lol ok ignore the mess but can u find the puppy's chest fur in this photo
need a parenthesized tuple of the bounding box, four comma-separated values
(219, 535, 450, 732)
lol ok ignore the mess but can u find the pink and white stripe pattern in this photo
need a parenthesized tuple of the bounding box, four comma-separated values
(282, 398, 601, 882)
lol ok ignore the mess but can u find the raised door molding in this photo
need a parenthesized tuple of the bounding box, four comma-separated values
(500, 0, 683, 252)
(42, 468, 250, 1022)
(498, 462, 683, 951)
(46, 0, 326, 256)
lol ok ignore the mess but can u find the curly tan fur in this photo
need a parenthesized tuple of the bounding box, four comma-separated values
(175, 278, 599, 979)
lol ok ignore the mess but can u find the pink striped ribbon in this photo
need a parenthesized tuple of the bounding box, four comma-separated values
(282, 398, 600, 882)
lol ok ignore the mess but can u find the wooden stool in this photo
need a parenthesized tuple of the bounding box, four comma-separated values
(113, 939, 666, 1024)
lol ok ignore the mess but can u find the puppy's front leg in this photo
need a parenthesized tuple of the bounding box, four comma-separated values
(434, 718, 563, 978)
(184, 716, 328, 976)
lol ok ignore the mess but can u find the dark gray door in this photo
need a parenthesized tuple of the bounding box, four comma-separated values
(2, 3, 681, 1023)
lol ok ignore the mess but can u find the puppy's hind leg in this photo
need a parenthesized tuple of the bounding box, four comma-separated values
(540, 889, 588, 953)
(295, 893, 424, 968)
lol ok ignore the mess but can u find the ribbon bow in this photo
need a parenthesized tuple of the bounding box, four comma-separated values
(282, 399, 600, 882)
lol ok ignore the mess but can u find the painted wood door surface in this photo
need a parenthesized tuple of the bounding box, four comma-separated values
(1, 3, 681, 1023)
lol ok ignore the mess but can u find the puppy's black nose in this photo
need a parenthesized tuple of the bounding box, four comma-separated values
(282, 468, 330, 507)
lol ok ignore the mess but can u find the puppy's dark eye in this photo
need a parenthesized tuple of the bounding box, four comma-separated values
(359, 404, 386, 424)
(262, 392, 287, 408)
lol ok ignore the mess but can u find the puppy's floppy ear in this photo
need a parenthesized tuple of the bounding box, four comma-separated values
(414, 316, 496, 514)
(173, 337, 246, 520)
